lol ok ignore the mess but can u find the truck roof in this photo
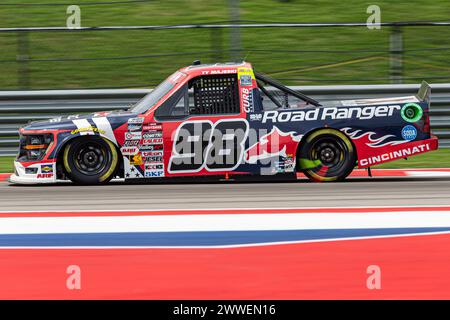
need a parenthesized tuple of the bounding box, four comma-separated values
(180, 61, 251, 74)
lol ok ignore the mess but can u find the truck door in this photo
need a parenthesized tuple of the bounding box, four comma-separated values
(154, 73, 249, 177)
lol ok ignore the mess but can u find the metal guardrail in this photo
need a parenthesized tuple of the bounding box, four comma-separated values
(0, 83, 449, 156)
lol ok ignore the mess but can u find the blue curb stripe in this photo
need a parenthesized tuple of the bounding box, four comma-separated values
(0, 227, 449, 247)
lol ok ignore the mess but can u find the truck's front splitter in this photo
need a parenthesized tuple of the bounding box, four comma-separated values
(9, 161, 57, 185)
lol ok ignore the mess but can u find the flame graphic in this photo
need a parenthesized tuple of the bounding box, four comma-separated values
(340, 127, 407, 148)
(245, 127, 302, 164)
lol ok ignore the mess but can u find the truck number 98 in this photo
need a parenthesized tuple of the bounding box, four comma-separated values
(168, 120, 248, 173)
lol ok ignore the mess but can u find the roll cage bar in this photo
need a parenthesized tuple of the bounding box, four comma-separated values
(254, 72, 321, 107)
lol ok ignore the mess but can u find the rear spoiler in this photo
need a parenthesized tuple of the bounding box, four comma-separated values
(416, 81, 431, 102)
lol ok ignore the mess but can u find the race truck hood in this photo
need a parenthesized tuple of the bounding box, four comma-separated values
(22, 110, 137, 131)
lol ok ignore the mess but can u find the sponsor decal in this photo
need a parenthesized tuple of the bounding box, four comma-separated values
(125, 132, 142, 140)
(143, 132, 163, 139)
(143, 156, 163, 162)
(200, 69, 237, 75)
(250, 114, 262, 121)
(92, 111, 112, 117)
(40, 164, 53, 174)
(401, 125, 417, 141)
(401, 103, 423, 123)
(128, 123, 142, 132)
(144, 170, 164, 178)
(122, 139, 140, 147)
(359, 143, 431, 166)
(130, 154, 143, 165)
(71, 126, 105, 135)
(128, 117, 144, 124)
(37, 173, 53, 179)
(49, 117, 63, 123)
(142, 138, 163, 145)
(142, 151, 163, 157)
(240, 74, 253, 87)
(140, 144, 164, 151)
(262, 105, 401, 123)
(143, 124, 163, 131)
(237, 67, 255, 84)
(270, 155, 295, 173)
(284, 155, 295, 172)
(242, 88, 254, 113)
(145, 163, 164, 171)
(120, 146, 139, 156)
(272, 161, 286, 174)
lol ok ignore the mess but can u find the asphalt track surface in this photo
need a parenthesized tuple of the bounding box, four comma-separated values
(1, 176, 450, 299)
(1, 176, 450, 211)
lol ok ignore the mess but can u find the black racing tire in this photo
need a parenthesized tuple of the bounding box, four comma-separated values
(63, 136, 119, 185)
(298, 129, 356, 182)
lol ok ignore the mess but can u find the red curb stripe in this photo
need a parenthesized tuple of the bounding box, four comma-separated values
(1, 233, 450, 299)
(1, 206, 450, 218)
(0, 174, 10, 182)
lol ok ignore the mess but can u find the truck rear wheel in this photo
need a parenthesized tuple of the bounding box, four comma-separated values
(298, 129, 356, 182)
(63, 136, 118, 185)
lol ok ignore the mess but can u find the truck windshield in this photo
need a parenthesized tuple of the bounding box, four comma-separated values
(129, 71, 186, 114)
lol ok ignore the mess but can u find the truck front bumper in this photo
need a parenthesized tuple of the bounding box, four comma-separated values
(9, 161, 57, 185)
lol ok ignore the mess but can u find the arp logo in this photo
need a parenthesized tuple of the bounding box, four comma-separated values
(37, 173, 53, 179)
(245, 127, 302, 164)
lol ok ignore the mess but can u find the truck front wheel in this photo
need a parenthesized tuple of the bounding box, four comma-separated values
(63, 136, 119, 185)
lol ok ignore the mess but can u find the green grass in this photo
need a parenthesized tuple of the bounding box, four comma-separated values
(0, 157, 14, 173)
(1, 149, 449, 173)
(0, 0, 448, 89)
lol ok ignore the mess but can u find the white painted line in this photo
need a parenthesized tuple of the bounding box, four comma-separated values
(0, 210, 449, 235)
(407, 171, 450, 177)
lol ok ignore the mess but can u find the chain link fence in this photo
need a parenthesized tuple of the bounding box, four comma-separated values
(0, 22, 449, 90)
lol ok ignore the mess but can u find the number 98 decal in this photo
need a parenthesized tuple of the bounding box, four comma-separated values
(168, 119, 249, 173)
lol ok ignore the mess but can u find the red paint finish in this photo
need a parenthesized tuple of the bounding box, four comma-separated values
(0, 233, 449, 299)
(355, 136, 438, 169)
